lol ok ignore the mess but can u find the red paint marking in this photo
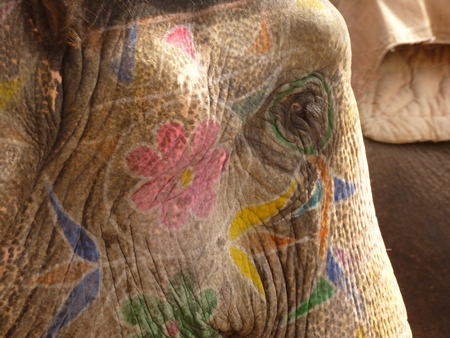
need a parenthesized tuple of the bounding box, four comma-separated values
(164, 25, 196, 61)
(139, 0, 249, 25)
(308, 155, 332, 259)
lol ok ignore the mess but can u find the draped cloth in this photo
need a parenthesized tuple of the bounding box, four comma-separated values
(332, 0, 450, 143)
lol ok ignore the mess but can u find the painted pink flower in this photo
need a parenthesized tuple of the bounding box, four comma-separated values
(127, 120, 228, 229)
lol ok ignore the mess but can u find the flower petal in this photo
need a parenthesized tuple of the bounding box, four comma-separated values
(194, 147, 229, 185)
(190, 120, 220, 160)
(160, 195, 192, 229)
(190, 187, 216, 218)
(158, 122, 188, 165)
(132, 176, 178, 210)
(127, 146, 161, 177)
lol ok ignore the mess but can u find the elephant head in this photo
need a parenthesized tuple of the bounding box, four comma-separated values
(0, 0, 410, 337)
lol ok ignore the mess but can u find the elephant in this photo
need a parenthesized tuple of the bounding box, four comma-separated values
(0, 0, 411, 337)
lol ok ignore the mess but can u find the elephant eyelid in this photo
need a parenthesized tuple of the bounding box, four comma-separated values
(266, 74, 334, 156)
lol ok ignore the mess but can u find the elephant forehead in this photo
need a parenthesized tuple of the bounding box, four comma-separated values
(121, 0, 348, 116)
(84, 0, 351, 146)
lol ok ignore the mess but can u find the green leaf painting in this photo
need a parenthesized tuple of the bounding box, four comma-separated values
(282, 277, 336, 324)
(121, 270, 219, 338)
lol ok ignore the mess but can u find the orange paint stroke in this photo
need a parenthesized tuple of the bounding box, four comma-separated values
(139, 0, 249, 25)
(308, 155, 332, 259)
(246, 18, 271, 55)
(236, 232, 310, 256)
(82, 135, 121, 160)
(33, 261, 95, 285)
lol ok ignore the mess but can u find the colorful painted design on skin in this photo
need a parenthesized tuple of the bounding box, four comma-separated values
(231, 231, 310, 297)
(231, 77, 272, 122)
(246, 18, 271, 55)
(326, 248, 366, 316)
(230, 247, 265, 296)
(297, 0, 339, 28)
(118, 25, 137, 83)
(235, 232, 310, 257)
(43, 189, 101, 338)
(268, 74, 357, 259)
(244, 73, 356, 317)
(121, 270, 219, 338)
(281, 249, 355, 325)
(228, 179, 331, 297)
(308, 155, 333, 259)
(0, 1, 15, 21)
(228, 167, 355, 297)
(228, 182, 296, 296)
(333, 247, 349, 267)
(45, 270, 101, 338)
(229, 182, 296, 241)
(127, 120, 228, 229)
(0, 75, 24, 110)
(296, 178, 323, 216)
(326, 249, 345, 290)
(356, 326, 366, 338)
(333, 177, 357, 203)
(82, 134, 121, 160)
(164, 25, 196, 62)
(49, 192, 100, 262)
(296, 0, 325, 11)
(283, 201, 362, 323)
(344, 106, 358, 131)
(33, 261, 96, 285)
(283, 277, 336, 324)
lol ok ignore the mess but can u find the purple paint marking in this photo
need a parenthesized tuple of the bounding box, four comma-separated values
(333, 177, 356, 203)
(333, 247, 348, 267)
(44, 269, 101, 338)
(48, 190, 100, 263)
(118, 25, 137, 83)
(326, 249, 344, 290)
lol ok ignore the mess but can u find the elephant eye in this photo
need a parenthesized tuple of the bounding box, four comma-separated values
(268, 75, 332, 155)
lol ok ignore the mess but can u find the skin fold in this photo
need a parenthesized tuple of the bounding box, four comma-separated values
(0, 0, 411, 337)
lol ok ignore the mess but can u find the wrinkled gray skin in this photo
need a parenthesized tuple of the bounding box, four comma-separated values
(0, 0, 410, 337)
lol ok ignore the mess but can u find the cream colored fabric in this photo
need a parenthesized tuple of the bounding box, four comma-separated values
(332, 0, 450, 143)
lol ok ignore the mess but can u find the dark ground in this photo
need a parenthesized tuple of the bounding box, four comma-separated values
(364, 138, 450, 338)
